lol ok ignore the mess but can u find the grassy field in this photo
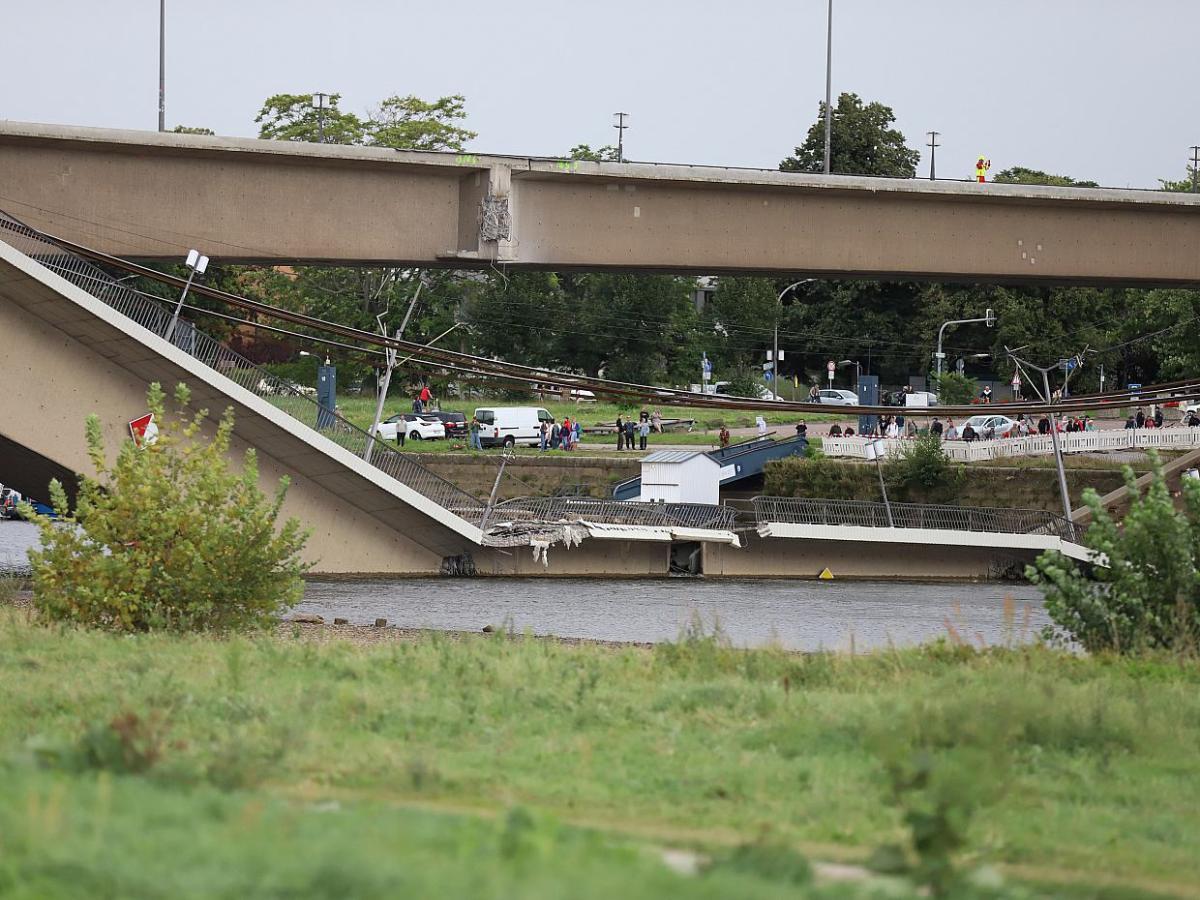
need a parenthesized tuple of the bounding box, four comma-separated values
(2, 607, 1199, 898)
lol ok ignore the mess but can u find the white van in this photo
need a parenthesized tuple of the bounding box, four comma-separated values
(474, 406, 555, 448)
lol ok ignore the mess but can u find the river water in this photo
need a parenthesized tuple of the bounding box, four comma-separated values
(1, 521, 1047, 651)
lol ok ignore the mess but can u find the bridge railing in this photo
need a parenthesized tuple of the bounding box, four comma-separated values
(491, 497, 738, 532)
(751, 496, 1078, 542)
(0, 212, 487, 523)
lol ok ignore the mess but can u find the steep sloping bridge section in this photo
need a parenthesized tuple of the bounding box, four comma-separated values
(2, 122, 1200, 284)
(0, 217, 487, 574)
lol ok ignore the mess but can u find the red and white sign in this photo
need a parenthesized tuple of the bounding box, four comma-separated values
(827, 360, 836, 374)
(129, 413, 158, 448)
(1011, 373, 1022, 388)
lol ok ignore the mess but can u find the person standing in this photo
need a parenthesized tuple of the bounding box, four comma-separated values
(795, 419, 807, 438)
(1136, 409, 1146, 428)
(931, 417, 944, 438)
(539, 420, 549, 452)
(417, 383, 432, 413)
(561, 416, 573, 450)
(981, 385, 993, 403)
(625, 418, 637, 451)
(639, 417, 650, 451)
(1154, 408, 1164, 429)
(469, 415, 482, 451)
(573, 419, 582, 448)
(615, 415, 625, 451)
(719, 425, 731, 447)
(975, 154, 991, 183)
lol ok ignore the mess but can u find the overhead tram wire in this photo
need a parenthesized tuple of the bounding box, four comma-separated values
(32, 228, 1200, 418)
(67, 240, 1200, 417)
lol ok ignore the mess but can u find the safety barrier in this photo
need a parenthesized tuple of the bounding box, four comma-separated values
(822, 428, 1200, 463)
(751, 496, 1077, 541)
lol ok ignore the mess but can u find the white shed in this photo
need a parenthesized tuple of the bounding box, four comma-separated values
(638, 450, 722, 505)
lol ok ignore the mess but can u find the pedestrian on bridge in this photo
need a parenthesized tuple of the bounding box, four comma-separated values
(975, 155, 991, 183)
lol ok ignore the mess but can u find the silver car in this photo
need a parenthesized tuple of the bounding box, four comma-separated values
(816, 389, 860, 406)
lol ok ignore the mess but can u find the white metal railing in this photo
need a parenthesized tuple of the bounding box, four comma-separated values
(822, 428, 1200, 463)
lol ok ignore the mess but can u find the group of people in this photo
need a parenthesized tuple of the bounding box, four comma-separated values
(615, 411, 656, 451)
(1123, 407, 1199, 429)
(539, 417, 581, 451)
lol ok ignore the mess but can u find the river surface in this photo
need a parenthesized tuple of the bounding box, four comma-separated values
(1, 521, 1048, 651)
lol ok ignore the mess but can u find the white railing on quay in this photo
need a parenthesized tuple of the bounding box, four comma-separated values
(822, 428, 1200, 463)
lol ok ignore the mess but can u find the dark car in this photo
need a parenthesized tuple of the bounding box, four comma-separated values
(432, 411, 467, 439)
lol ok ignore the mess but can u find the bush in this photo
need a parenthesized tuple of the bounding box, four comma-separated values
(1028, 453, 1200, 654)
(934, 372, 979, 406)
(892, 434, 965, 503)
(23, 382, 310, 632)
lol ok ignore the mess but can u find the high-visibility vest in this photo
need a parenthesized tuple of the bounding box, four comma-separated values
(976, 157, 990, 178)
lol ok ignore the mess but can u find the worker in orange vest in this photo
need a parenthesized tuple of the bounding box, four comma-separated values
(975, 155, 991, 183)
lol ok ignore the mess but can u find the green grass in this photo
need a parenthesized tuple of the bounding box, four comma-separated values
(2, 610, 1199, 897)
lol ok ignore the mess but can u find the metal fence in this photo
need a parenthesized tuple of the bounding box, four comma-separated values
(491, 497, 738, 531)
(0, 212, 486, 522)
(751, 496, 1078, 542)
(824, 430, 1200, 463)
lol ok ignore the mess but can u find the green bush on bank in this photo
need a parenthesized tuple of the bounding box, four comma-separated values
(764, 435, 964, 504)
(1029, 453, 1200, 654)
(22, 382, 310, 632)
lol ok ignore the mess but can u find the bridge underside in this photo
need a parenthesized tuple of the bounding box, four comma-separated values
(2, 123, 1199, 285)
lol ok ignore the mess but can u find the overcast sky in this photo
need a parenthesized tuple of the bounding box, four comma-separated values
(3, 1, 1195, 188)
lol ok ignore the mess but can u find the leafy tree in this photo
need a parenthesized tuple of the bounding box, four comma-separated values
(992, 167, 1099, 188)
(367, 94, 476, 151)
(707, 277, 780, 372)
(933, 373, 978, 406)
(780, 92, 918, 177)
(1028, 454, 1200, 655)
(465, 272, 567, 367)
(255, 92, 366, 144)
(23, 383, 309, 632)
(567, 144, 620, 162)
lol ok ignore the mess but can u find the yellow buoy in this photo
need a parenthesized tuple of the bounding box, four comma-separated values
(818, 567, 834, 580)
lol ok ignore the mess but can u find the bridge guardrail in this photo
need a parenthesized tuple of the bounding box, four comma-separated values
(492, 497, 738, 532)
(0, 212, 487, 523)
(751, 496, 1078, 542)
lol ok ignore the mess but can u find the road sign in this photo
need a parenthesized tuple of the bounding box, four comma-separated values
(1011, 373, 1021, 387)
(827, 360, 836, 374)
(128, 413, 157, 448)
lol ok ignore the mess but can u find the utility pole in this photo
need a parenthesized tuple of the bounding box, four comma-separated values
(1191, 146, 1200, 193)
(613, 112, 629, 163)
(823, 0, 833, 174)
(313, 93, 330, 144)
(364, 282, 422, 464)
(157, 0, 166, 131)
(926, 131, 940, 180)
(1006, 347, 1075, 530)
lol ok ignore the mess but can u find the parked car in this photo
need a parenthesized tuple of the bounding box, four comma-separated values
(816, 389, 860, 406)
(710, 381, 778, 402)
(432, 410, 468, 439)
(474, 406, 555, 448)
(373, 413, 446, 442)
(961, 414, 1019, 439)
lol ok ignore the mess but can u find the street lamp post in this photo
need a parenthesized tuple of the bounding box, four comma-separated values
(165, 249, 208, 342)
(926, 130, 940, 180)
(312, 93, 330, 143)
(823, 0, 833, 174)
(158, 0, 166, 131)
(935, 309, 995, 378)
(773, 280, 813, 400)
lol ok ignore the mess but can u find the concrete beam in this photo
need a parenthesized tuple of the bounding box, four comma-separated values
(2, 121, 1200, 284)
